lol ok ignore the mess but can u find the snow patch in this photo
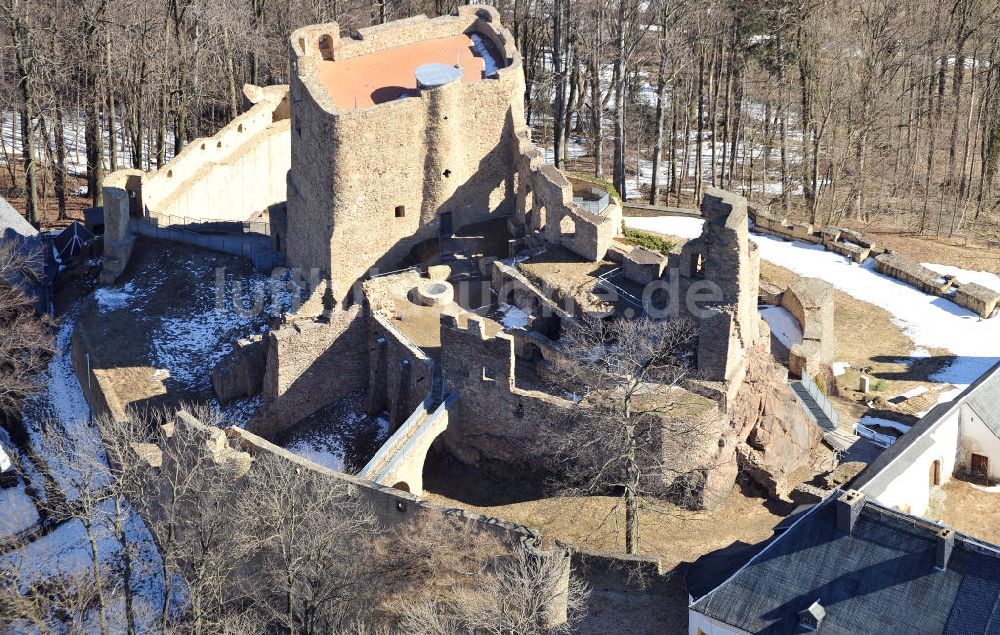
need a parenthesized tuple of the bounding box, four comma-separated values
(760, 305, 802, 349)
(500, 304, 530, 329)
(93, 282, 135, 313)
(749, 233, 1000, 390)
(624, 215, 704, 240)
(923, 263, 1000, 294)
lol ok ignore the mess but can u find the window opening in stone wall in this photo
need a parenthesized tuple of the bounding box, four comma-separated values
(560, 214, 576, 239)
(482, 366, 496, 381)
(395, 205, 406, 218)
(691, 253, 706, 279)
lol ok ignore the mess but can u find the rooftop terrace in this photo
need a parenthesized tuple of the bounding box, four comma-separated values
(316, 33, 501, 109)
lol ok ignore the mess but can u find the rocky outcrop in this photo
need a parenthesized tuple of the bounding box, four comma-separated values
(729, 330, 823, 498)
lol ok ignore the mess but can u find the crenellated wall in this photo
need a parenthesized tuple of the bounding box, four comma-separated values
(439, 311, 574, 472)
(510, 134, 621, 263)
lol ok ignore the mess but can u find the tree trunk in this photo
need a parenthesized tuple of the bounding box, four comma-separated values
(552, 0, 565, 169)
(54, 104, 67, 221)
(649, 12, 669, 205)
(612, 0, 628, 199)
(10, 1, 40, 226)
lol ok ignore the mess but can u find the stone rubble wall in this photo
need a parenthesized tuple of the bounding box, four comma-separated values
(511, 133, 621, 263)
(366, 312, 434, 430)
(779, 278, 835, 379)
(211, 335, 266, 404)
(99, 174, 140, 284)
(750, 208, 1000, 319)
(680, 188, 760, 389)
(491, 258, 572, 320)
(70, 328, 126, 421)
(439, 312, 574, 472)
(250, 305, 369, 439)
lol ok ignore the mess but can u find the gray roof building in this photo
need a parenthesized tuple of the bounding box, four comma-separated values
(689, 491, 1000, 634)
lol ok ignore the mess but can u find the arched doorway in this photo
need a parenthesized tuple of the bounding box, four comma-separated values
(929, 460, 941, 487)
(391, 481, 410, 493)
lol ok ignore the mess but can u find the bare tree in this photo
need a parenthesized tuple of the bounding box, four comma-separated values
(0, 244, 53, 420)
(372, 517, 588, 634)
(542, 316, 728, 554)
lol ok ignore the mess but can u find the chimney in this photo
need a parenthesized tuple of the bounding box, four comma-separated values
(835, 489, 865, 534)
(935, 528, 956, 571)
(798, 600, 826, 631)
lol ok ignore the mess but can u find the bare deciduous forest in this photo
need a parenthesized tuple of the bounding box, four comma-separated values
(3, 0, 1000, 242)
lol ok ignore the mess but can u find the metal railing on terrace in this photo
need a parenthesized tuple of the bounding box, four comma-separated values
(146, 212, 271, 236)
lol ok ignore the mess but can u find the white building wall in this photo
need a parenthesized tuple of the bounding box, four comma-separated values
(959, 403, 1000, 480)
(688, 611, 750, 635)
(866, 410, 960, 516)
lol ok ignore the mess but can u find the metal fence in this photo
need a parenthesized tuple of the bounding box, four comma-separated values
(801, 372, 840, 429)
(594, 267, 645, 312)
(146, 212, 271, 236)
(131, 217, 282, 271)
(855, 423, 895, 448)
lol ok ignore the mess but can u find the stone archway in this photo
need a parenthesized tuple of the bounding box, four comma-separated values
(392, 481, 411, 493)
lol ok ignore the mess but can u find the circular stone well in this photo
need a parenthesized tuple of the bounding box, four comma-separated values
(412, 280, 454, 307)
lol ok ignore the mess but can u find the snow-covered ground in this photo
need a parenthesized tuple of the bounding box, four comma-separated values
(2, 110, 175, 178)
(500, 304, 530, 329)
(924, 263, 1000, 294)
(750, 233, 1000, 389)
(626, 214, 1000, 397)
(0, 478, 40, 540)
(10, 310, 174, 629)
(858, 416, 913, 435)
(282, 405, 391, 473)
(624, 215, 704, 240)
(760, 306, 803, 349)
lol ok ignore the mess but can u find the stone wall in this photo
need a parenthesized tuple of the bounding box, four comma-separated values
(366, 312, 434, 430)
(511, 136, 621, 263)
(285, 6, 524, 305)
(750, 208, 1000, 319)
(780, 278, 835, 379)
(250, 305, 368, 438)
(491, 258, 572, 320)
(679, 188, 760, 389)
(70, 328, 125, 420)
(139, 410, 573, 628)
(439, 312, 574, 472)
(99, 85, 291, 285)
(99, 172, 140, 285)
(211, 335, 266, 403)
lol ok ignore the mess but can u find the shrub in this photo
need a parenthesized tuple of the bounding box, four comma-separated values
(873, 379, 888, 392)
(620, 227, 676, 256)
